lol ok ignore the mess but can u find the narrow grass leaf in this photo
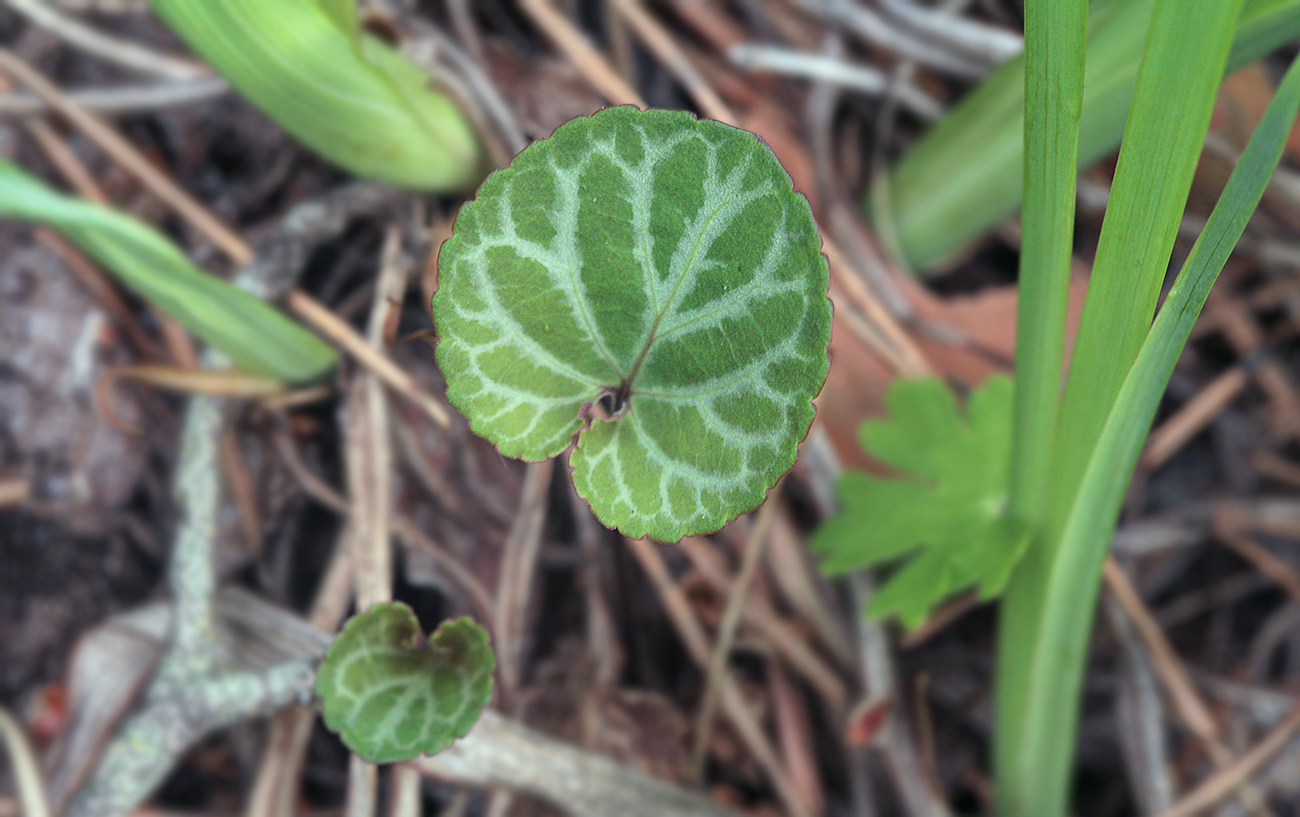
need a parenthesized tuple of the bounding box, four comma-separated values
(0, 161, 337, 383)
(996, 0, 1085, 792)
(1006, 45, 1300, 817)
(1000, 4, 1246, 812)
(1009, 0, 1086, 526)
(1047, 0, 1245, 547)
(432, 107, 832, 542)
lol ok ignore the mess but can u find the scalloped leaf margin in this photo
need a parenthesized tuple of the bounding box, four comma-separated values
(432, 106, 832, 541)
(315, 604, 494, 763)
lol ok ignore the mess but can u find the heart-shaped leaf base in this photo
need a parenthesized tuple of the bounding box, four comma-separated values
(315, 603, 494, 763)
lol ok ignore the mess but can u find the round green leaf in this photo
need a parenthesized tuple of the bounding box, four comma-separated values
(315, 604, 494, 763)
(432, 107, 831, 541)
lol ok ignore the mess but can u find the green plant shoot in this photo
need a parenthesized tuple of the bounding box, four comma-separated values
(148, 0, 486, 191)
(432, 106, 832, 542)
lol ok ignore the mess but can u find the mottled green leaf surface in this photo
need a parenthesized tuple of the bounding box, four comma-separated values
(813, 376, 1029, 629)
(316, 604, 493, 763)
(433, 107, 832, 541)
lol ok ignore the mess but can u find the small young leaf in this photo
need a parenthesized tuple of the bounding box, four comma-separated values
(315, 604, 494, 763)
(812, 375, 1029, 629)
(432, 107, 832, 542)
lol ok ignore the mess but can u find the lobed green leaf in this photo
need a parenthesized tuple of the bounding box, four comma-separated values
(316, 604, 494, 764)
(0, 160, 336, 383)
(432, 107, 832, 542)
(812, 375, 1029, 629)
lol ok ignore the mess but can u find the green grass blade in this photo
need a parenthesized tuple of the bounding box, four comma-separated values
(1009, 0, 1086, 530)
(1046, 0, 1245, 553)
(0, 161, 337, 383)
(881, 0, 1300, 273)
(997, 0, 1086, 799)
(996, 1, 1245, 814)
(148, 0, 486, 191)
(1006, 48, 1300, 817)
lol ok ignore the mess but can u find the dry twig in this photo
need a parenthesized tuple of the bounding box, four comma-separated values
(413, 711, 738, 817)
(287, 289, 451, 427)
(693, 497, 781, 774)
(2, 0, 207, 79)
(625, 537, 811, 817)
(519, 0, 646, 108)
(1156, 706, 1300, 817)
(0, 49, 252, 265)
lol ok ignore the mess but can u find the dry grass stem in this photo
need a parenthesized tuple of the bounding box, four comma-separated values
(287, 289, 451, 427)
(494, 459, 554, 695)
(0, 77, 230, 116)
(0, 49, 252, 265)
(519, 0, 646, 107)
(347, 757, 379, 817)
(611, 0, 736, 124)
(246, 534, 355, 817)
(270, 427, 496, 622)
(0, 707, 50, 817)
(1215, 529, 1300, 600)
(2, 0, 207, 79)
(898, 591, 981, 649)
(1155, 706, 1300, 817)
(219, 430, 263, 556)
(677, 535, 849, 711)
(390, 765, 422, 817)
(824, 235, 931, 377)
(692, 497, 781, 774)
(625, 537, 811, 817)
(764, 513, 855, 665)
(1143, 367, 1249, 469)
(22, 116, 106, 202)
(1103, 559, 1221, 742)
(99, 365, 285, 398)
(1103, 558, 1271, 816)
(769, 662, 824, 814)
(1252, 450, 1300, 489)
